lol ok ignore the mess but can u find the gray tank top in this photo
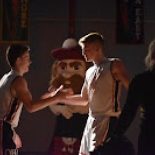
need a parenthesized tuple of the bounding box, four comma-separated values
(79, 58, 122, 154)
(0, 70, 23, 127)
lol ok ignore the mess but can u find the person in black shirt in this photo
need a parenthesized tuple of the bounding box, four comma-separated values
(109, 39, 155, 155)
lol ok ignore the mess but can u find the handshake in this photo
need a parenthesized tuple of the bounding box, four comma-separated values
(42, 85, 74, 100)
(43, 84, 89, 119)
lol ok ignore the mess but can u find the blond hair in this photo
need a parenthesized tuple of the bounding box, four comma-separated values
(145, 39, 155, 70)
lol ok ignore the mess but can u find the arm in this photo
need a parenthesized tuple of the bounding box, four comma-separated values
(42, 85, 73, 119)
(111, 59, 131, 89)
(11, 77, 67, 113)
(48, 84, 88, 116)
(60, 82, 88, 106)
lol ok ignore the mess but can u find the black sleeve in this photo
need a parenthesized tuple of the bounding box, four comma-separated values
(114, 75, 142, 136)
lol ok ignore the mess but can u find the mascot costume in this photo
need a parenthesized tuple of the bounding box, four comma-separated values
(48, 38, 90, 155)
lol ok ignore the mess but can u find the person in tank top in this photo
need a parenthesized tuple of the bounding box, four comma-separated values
(60, 32, 135, 155)
(0, 43, 71, 155)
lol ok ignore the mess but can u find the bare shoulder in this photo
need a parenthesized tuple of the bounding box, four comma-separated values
(111, 58, 125, 72)
(12, 76, 27, 86)
(111, 58, 130, 89)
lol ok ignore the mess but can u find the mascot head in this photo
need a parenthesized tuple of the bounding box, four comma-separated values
(50, 38, 90, 94)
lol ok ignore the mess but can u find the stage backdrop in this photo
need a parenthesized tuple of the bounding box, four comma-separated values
(1, 0, 29, 42)
(116, 0, 144, 44)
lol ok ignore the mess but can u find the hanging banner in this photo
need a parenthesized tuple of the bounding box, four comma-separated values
(116, 0, 144, 44)
(1, 0, 29, 42)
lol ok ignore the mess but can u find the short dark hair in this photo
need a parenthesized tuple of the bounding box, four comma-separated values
(6, 43, 30, 67)
(79, 32, 105, 48)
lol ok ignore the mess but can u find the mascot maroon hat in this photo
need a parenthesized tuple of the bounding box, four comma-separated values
(51, 38, 85, 60)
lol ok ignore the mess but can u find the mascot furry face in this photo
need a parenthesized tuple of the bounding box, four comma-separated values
(50, 38, 88, 94)
(49, 39, 89, 150)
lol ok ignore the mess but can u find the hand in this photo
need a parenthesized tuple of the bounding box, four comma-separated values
(43, 85, 65, 98)
(61, 88, 74, 95)
(13, 133, 22, 148)
(55, 87, 74, 102)
(94, 134, 119, 155)
(41, 85, 57, 99)
(105, 134, 118, 144)
(52, 85, 64, 96)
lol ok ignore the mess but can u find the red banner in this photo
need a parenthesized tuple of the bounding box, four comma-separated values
(116, 0, 144, 44)
(1, 0, 29, 42)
